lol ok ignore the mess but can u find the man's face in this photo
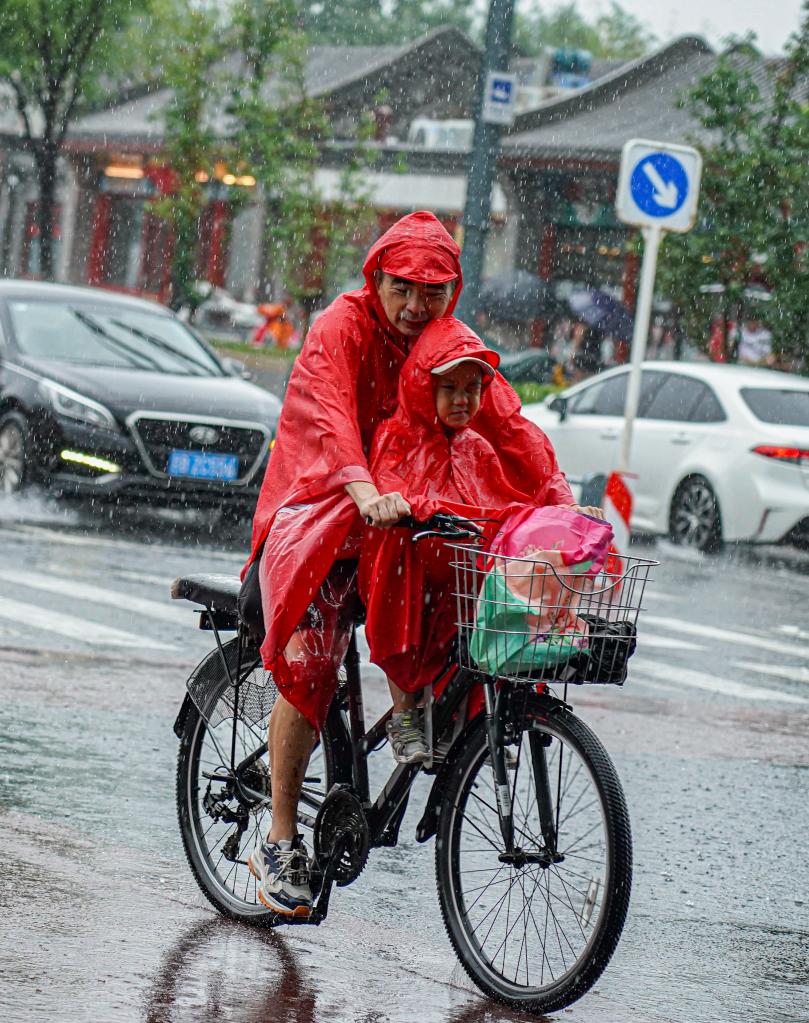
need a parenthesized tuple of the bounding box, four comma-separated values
(433, 363, 484, 430)
(375, 273, 455, 336)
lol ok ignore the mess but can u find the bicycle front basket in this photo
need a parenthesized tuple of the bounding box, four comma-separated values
(448, 543, 656, 685)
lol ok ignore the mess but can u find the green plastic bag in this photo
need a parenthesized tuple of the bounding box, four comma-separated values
(469, 565, 590, 676)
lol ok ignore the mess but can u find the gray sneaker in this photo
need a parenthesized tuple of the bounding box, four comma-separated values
(247, 835, 313, 918)
(386, 709, 429, 765)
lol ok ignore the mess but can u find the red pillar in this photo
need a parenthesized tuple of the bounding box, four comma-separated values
(87, 195, 111, 285)
(622, 246, 639, 310)
(538, 223, 557, 281)
(206, 200, 229, 287)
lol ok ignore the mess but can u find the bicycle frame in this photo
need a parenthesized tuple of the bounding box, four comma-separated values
(209, 620, 564, 862)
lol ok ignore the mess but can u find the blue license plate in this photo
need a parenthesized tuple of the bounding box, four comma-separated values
(167, 449, 239, 481)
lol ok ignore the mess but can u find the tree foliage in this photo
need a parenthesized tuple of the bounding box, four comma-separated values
(514, 2, 656, 60)
(657, 4, 809, 369)
(149, 0, 226, 309)
(151, 0, 375, 313)
(300, 0, 654, 57)
(301, 0, 475, 46)
(0, 0, 140, 278)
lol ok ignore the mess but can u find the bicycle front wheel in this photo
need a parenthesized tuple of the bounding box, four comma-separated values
(435, 696, 631, 1014)
(176, 639, 336, 922)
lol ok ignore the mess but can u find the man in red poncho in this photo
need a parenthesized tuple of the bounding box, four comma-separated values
(241, 211, 573, 919)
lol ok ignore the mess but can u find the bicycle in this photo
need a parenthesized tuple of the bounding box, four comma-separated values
(170, 513, 656, 1015)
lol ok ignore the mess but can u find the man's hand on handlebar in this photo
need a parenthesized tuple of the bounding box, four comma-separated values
(345, 481, 412, 527)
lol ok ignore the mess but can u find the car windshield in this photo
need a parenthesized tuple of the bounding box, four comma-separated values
(6, 299, 223, 376)
(740, 387, 809, 427)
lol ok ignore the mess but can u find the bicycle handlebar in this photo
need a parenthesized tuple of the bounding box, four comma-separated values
(394, 512, 488, 542)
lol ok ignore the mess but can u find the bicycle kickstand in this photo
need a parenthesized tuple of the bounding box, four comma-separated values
(308, 834, 350, 925)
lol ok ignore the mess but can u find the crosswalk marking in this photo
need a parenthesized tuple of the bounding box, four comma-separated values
(645, 589, 685, 602)
(0, 523, 247, 563)
(632, 658, 809, 705)
(644, 614, 809, 659)
(772, 624, 809, 642)
(733, 660, 809, 685)
(0, 596, 176, 650)
(640, 633, 702, 651)
(113, 569, 188, 588)
(0, 569, 192, 626)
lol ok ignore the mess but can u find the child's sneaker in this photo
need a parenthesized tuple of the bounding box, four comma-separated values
(386, 709, 429, 764)
(247, 835, 313, 918)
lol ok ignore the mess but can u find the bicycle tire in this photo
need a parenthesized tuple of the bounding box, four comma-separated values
(176, 643, 337, 922)
(435, 697, 632, 1014)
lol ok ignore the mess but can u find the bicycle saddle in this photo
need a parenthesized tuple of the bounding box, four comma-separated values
(171, 574, 241, 612)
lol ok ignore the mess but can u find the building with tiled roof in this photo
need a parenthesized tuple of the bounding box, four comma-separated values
(495, 35, 803, 312)
(1, 28, 491, 300)
(5, 27, 766, 316)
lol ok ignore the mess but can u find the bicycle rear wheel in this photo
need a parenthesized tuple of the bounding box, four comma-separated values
(435, 696, 631, 1014)
(176, 639, 336, 922)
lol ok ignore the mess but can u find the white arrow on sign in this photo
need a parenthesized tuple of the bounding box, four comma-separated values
(643, 162, 679, 208)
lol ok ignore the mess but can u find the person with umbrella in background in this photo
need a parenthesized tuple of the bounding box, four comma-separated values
(478, 269, 560, 385)
(565, 287, 634, 381)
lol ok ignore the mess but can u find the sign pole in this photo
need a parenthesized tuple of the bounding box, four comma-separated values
(455, 0, 515, 326)
(618, 224, 662, 473)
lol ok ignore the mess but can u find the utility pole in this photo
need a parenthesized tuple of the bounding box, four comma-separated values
(455, 0, 516, 324)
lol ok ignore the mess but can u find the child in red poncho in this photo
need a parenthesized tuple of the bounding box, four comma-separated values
(359, 316, 581, 763)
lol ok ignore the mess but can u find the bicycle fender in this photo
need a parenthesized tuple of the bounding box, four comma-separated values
(415, 714, 485, 844)
(173, 693, 194, 739)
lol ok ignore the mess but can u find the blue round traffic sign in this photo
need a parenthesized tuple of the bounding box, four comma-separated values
(630, 153, 689, 218)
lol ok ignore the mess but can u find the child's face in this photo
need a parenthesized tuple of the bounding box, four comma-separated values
(433, 363, 484, 430)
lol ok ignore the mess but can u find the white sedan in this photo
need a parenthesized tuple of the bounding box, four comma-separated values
(522, 361, 809, 552)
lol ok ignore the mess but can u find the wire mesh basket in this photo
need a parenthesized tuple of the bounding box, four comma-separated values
(187, 638, 278, 726)
(448, 542, 657, 686)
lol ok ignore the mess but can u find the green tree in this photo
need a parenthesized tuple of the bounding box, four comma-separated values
(229, 0, 376, 332)
(301, 0, 476, 45)
(594, 2, 657, 60)
(515, 1, 655, 59)
(0, 0, 140, 278)
(657, 6, 809, 369)
(149, 0, 225, 310)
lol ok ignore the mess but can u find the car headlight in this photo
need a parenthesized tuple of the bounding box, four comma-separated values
(39, 379, 119, 430)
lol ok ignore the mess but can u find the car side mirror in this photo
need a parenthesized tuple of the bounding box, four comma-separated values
(221, 356, 253, 381)
(549, 395, 568, 422)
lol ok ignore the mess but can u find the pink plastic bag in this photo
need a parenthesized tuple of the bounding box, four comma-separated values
(489, 506, 614, 576)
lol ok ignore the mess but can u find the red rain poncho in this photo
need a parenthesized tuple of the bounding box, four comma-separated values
(244, 210, 572, 725)
(244, 213, 463, 712)
(359, 317, 574, 692)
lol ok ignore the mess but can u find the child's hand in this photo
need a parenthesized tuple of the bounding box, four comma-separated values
(567, 503, 606, 520)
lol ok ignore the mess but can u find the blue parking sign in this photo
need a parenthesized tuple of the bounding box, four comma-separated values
(482, 71, 517, 125)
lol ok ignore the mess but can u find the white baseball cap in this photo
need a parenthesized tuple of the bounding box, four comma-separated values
(430, 355, 498, 378)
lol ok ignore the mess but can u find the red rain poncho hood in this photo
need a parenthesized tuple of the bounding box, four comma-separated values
(359, 317, 574, 691)
(246, 212, 463, 685)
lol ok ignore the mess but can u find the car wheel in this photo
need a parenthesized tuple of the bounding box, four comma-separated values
(669, 475, 722, 553)
(0, 411, 29, 495)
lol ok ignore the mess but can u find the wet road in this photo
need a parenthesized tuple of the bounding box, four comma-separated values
(1, 492, 808, 1023)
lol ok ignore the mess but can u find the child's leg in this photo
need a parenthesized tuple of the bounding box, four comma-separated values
(387, 677, 419, 713)
(385, 678, 428, 764)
